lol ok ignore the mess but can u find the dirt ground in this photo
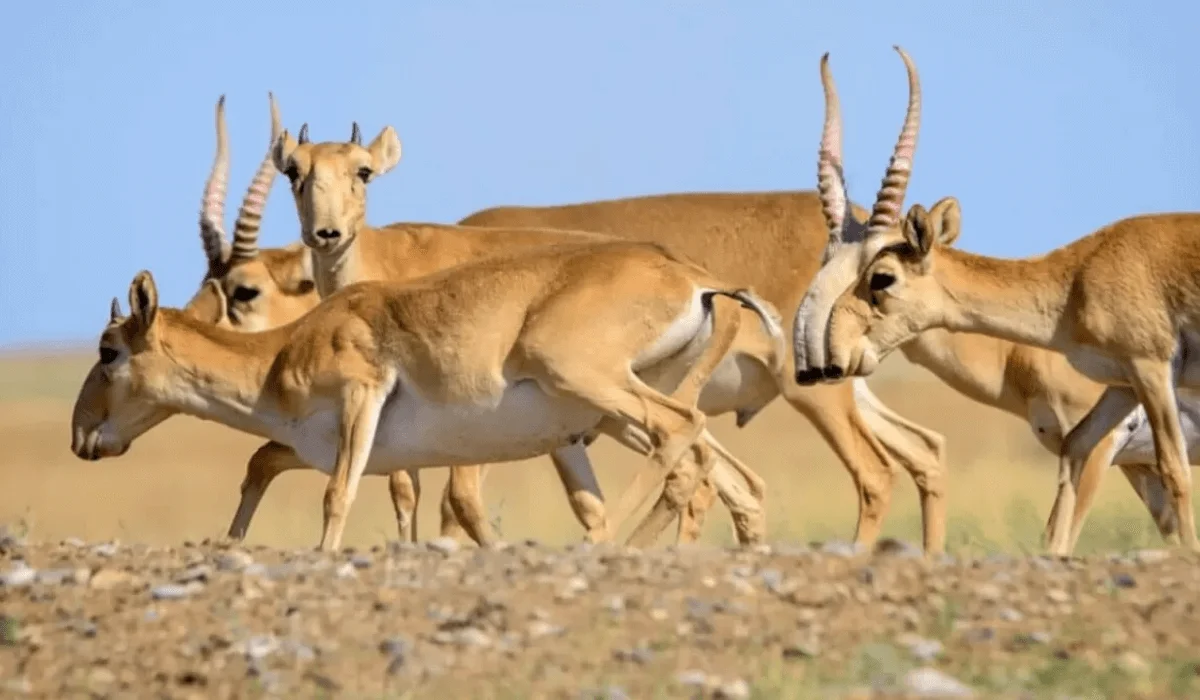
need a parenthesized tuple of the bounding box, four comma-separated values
(2, 351, 1197, 698)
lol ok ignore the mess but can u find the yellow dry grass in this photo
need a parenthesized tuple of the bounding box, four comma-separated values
(0, 349, 1180, 555)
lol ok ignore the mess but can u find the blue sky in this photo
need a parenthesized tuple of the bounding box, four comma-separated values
(2, 2, 1198, 348)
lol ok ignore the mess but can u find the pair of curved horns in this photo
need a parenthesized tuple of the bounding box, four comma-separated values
(200, 92, 283, 269)
(816, 46, 921, 244)
(291, 122, 365, 147)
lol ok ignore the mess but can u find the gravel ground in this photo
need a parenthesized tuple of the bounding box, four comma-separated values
(1, 532, 1199, 699)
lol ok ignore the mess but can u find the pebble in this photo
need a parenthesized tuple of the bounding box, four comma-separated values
(898, 634, 944, 662)
(975, 583, 1002, 602)
(603, 595, 626, 614)
(612, 646, 654, 665)
(1111, 572, 1137, 589)
(527, 620, 565, 640)
(1131, 549, 1169, 565)
(176, 565, 211, 584)
(903, 667, 975, 698)
(456, 627, 492, 648)
(91, 543, 119, 557)
(0, 564, 37, 587)
(150, 583, 201, 600)
(334, 562, 357, 579)
(215, 550, 255, 571)
(427, 537, 461, 555)
(676, 670, 708, 688)
(89, 568, 137, 590)
(350, 554, 373, 569)
(716, 679, 751, 699)
(998, 607, 1023, 622)
(1046, 588, 1070, 603)
(820, 540, 862, 558)
(235, 635, 279, 660)
(1115, 650, 1150, 677)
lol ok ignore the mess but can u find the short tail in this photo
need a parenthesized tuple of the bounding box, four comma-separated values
(704, 289, 785, 376)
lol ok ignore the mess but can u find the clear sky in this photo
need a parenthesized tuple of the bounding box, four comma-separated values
(2, 2, 1198, 348)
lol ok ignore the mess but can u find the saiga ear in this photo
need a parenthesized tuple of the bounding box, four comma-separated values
(273, 129, 300, 174)
(927, 196, 962, 248)
(903, 204, 936, 259)
(128, 270, 160, 330)
(366, 126, 402, 175)
(183, 279, 226, 325)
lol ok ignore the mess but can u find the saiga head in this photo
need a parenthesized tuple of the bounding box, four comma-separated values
(71, 272, 175, 461)
(791, 46, 962, 385)
(183, 94, 317, 331)
(271, 120, 402, 254)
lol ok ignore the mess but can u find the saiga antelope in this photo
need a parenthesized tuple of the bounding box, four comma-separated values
(793, 54, 1200, 552)
(71, 234, 783, 551)
(269, 122, 783, 547)
(791, 48, 1187, 554)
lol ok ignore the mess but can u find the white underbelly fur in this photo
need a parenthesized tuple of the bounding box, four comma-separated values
(1112, 390, 1200, 466)
(285, 380, 603, 475)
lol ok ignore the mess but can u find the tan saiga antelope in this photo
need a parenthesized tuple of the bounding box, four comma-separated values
(71, 232, 784, 551)
(185, 98, 762, 549)
(793, 60, 1200, 553)
(181, 94, 449, 545)
(269, 122, 782, 547)
(791, 48, 1188, 555)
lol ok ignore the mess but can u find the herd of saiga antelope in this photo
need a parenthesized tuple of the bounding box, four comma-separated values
(67, 46, 1200, 558)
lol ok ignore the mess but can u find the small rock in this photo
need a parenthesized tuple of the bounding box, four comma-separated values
(36, 568, 81, 586)
(1, 678, 32, 695)
(91, 543, 119, 557)
(1111, 572, 1137, 589)
(676, 670, 708, 688)
(1131, 549, 1169, 565)
(782, 632, 821, 659)
(998, 608, 1023, 622)
(975, 583, 1002, 602)
(1046, 588, 1070, 604)
(820, 540, 862, 558)
(427, 537, 460, 555)
(612, 646, 654, 665)
(0, 564, 36, 587)
(873, 537, 922, 558)
(350, 554, 372, 569)
(215, 550, 254, 571)
(176, 565, 211, 584)
(235, 635, 279, 660)
(603, 595, 626, 614)
(282, 639, 316, 661)
(379, 637, 411, 657)
(903, 667, 975, 698)
(88, 667, 116, 685)
(89, 568, 136, 590)
(61, 537, 85, 548)
(962, 627, 995, 645)
(334, 562, 357, 579)
(758, 568, 784, 591)
(1115, 650, 1150, 677)
(457, 627, 492, 648)
(151, 583, 201, 600)
(1014, 631, 1052, 646)
(898, 634, 944, 662)
(716, 679, 751, 699)
(527, 620, 565, 640)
